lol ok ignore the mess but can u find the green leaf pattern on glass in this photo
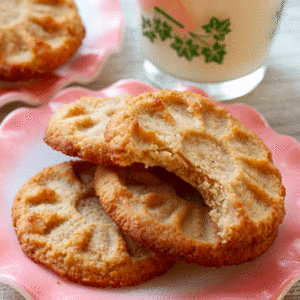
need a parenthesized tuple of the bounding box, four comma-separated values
(142, 16, 157, 42)
(154, 18, 173, 41)
(202, 42, 227, 64)
(270, 0, 285, 39)
(142, 7, 231, 64)
(171, 37, 200, 61)
(202, 17, 231, 41)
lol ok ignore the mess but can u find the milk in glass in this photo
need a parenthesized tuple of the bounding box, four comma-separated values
(138, 0, 285, 94)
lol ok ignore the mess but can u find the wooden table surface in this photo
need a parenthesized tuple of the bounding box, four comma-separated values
(0, 0, 299, 299)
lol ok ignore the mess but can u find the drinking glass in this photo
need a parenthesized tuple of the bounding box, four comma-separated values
(137, 0, 286, 100)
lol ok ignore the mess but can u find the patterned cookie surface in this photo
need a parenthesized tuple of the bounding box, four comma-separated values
(44, 96, 131, 164)
(94, 165, 279, 267)
(12, 161, 174, 287)
(0, 0, 85, 80)
(104, 89, 285, 249)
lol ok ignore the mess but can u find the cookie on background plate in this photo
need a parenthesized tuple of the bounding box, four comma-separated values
(104, 89, 285, 249)
(12, 161, 174, 287)
(0, 0, 85, 80)
(44, 95, 132, 164)
(94, 164, 279, 267)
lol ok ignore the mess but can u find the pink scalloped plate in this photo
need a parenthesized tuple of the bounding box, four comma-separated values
(0, 0, 124, 107)
(0, 80, 300, 300)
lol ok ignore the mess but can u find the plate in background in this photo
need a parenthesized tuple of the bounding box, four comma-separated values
(0, 0, 124, 107)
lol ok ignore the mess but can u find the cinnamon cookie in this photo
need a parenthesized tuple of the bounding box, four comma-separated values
(104, 89, 285, 249)
(12, 161, 173, 287)
(94, 165, 279, 267)
(44, 95, 131, 164)
(0, 0, 85, 80)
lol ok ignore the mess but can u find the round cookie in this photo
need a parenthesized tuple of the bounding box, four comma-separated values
(0, 0, 85, 80)
(44, 95, 131, 164)
(12, 161, 174, 287)
(94, 165, 279, 267)
(104, 89, 285, 249)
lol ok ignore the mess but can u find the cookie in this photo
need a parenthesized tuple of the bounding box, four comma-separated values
(104, 89, 285, 249)
(0, 0, 85, 80)
(94, 165, 279, 267)
(44, 95, 131, 164)
(12, 161, 174, 287)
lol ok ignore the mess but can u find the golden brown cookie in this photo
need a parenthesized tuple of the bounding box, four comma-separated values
(104, 89, 285, 249)
(94, 165, 279, 267)
(12, 161, 174, 287)
(44, 95, 131, 164)
(0, 0, 85, 80)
